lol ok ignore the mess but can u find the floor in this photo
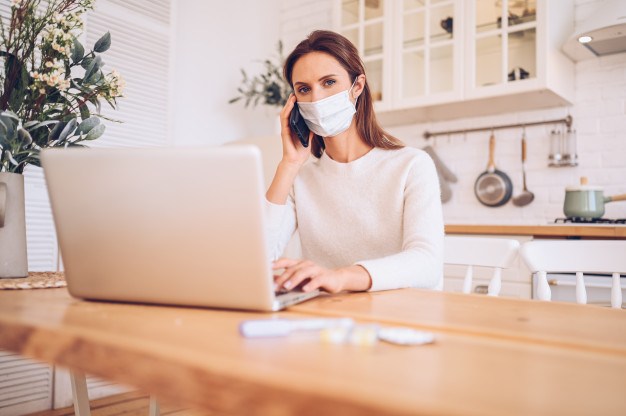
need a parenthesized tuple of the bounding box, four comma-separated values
(26, 391, 212, 416)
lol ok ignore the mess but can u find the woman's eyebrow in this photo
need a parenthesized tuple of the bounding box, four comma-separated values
(294, 74, 338, 87)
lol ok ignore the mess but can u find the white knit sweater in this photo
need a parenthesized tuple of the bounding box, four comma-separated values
(266, 146, 444, 291)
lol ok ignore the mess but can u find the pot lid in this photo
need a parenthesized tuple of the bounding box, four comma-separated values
(566, 176, 603, 192)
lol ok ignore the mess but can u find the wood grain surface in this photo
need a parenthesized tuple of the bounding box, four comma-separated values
(1, 288, 625, 416)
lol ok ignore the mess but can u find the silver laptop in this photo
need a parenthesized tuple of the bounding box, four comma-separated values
(41, 145, 319, 311)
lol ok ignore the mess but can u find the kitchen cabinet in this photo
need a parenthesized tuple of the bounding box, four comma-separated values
(335, 0, 393, 110)
(334, 0, 575, 125)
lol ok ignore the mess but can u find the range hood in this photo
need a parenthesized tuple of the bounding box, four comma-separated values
(562, 0, 626, 61)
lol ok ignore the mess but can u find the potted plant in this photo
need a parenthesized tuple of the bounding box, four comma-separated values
(229, 41, 291, 111)
(0, 0, 125, 278)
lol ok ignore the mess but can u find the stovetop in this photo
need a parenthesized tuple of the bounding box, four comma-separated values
(554, 217, 626, 224)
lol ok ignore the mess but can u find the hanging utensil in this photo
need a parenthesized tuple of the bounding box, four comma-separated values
(474, 133, 513, 207)
(513, 130, 535, 206)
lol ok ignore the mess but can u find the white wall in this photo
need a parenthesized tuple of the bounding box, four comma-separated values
(172, 0, 282, 145)
(281, 0, 626, 224)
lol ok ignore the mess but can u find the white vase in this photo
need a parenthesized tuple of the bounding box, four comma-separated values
(0, 172, 28, 278)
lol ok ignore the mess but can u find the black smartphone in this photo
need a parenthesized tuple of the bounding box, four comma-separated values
(289, 103, 310, 148)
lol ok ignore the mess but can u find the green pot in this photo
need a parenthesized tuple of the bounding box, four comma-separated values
(564, 178, 626, 219)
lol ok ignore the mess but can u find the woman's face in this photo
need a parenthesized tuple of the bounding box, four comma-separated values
(291, 52, 360, 103)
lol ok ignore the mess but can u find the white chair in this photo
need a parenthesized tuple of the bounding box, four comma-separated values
(70, 371, 159, 416)
(444, 236, 520, 296)
(520, 240, 626, 308)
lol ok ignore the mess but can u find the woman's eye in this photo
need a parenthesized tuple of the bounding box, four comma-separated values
(323, 79, 336, 87)
(297, 86, 310, 94)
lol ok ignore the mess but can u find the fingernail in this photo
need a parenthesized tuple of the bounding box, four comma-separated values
(284, 281, 292, 289)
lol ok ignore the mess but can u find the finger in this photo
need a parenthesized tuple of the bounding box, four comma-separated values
(302, 275, 323, 293)
(273, 259, 307, 288)
(282, 266, 319, 291)
(272, 258, 300, 270)
(274, 260, 313, 289)
(280, 94, 296, 126)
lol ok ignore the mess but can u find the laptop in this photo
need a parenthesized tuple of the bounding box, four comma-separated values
(40, 145, 320, 311)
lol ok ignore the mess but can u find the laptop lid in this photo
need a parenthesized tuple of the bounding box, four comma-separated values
(41, 145, 283, 311)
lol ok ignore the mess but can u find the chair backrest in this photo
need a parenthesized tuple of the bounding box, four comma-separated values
(520, 240, 626, 308)
(444, 236, 520, 296)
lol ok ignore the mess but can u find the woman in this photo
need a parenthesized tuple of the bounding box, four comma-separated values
(267, 30, 443, 294)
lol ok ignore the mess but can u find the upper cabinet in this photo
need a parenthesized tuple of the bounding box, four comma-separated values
(336, 0, 392, 110)
(334, 0, 575, 125)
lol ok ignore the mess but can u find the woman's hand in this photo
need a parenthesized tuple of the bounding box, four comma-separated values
(279, 94, 313, 167)
(273, 258, 372, 294)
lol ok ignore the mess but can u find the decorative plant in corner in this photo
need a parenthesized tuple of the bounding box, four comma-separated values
(0, 0, 125, 278)
(229, 41, 291, 109)
(0, 0, 125, 174)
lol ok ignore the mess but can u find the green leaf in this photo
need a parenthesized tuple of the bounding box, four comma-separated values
(28, 120, 58, 131)
(0, 111, 19, 121)
(94, 32, 111, 53)
(81, 57, 94, 69)
(77, 116, 100, 134)
(0, 115, 16, 139)
(0, 119, 7, 139)
(84, 56, 103, 81)
(48, 121, 67, 141)
(17, 128, 32, 146)
(84, 124, 105, 141)
(79, 103, 90, 120)
(71, 38, 85, 63)
(58, 119, 78, 142)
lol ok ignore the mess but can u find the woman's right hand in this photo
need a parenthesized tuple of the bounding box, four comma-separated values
(279, 93, 313, 167)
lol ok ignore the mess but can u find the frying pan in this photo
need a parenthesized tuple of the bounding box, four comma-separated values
(475, 133, 513, 207)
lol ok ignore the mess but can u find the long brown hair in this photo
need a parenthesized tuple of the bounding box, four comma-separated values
(283, 30, 404, 158)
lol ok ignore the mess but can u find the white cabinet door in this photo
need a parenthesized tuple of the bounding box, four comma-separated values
(465, 0, 574, 104)
(337, 0, 394, 110)
(393, 0, 464, 108)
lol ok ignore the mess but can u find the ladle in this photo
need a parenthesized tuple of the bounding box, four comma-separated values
(513, 130, 535, 207)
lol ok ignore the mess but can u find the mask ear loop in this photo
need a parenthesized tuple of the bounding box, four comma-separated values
(350, 76, 361, 108)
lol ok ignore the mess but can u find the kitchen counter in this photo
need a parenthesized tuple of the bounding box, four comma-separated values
(445, 224, 626, 239)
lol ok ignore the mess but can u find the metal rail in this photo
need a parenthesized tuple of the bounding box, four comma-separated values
(423, 115, 573, 139)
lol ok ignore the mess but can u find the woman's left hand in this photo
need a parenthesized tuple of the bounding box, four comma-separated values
(272, 258, 346, 294)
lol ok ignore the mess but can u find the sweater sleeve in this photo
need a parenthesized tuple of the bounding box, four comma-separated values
(355, 154, 444, 291)
(265, 193, 298, 261)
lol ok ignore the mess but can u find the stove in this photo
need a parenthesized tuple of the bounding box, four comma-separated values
(554, 217, 626, 224)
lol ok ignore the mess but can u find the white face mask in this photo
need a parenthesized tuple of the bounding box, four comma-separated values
(297, 79, 358, 138)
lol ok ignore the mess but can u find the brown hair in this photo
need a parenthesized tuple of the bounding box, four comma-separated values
(283, 30, 404, 158)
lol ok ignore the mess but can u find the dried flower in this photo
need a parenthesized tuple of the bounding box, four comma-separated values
(0, 0, 124, 173)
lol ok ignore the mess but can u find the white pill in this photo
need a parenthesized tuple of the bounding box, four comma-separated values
(377, 327, 435, 346)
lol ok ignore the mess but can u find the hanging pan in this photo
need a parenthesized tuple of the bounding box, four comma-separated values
(474, 133, 513, 207)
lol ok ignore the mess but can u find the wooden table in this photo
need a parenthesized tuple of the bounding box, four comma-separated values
(291, 289, 626, 356)
(1, 288, 625, 416)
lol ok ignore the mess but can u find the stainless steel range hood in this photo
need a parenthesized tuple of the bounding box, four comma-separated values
(562, 0, 626, 61)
